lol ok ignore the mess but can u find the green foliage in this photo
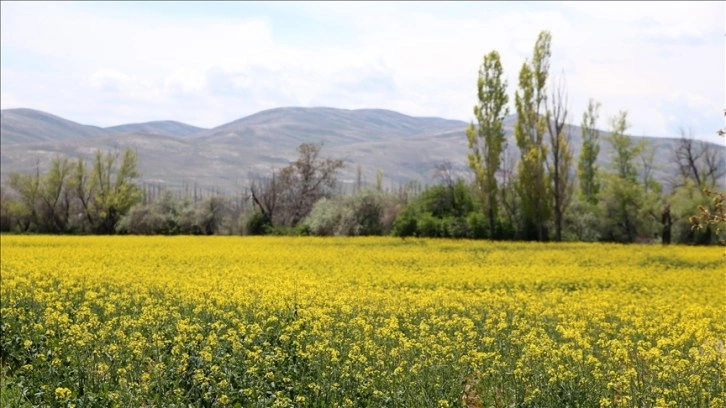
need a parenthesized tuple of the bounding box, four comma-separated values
(514, 30, 552, 241)
(3, 148, 141, 234)
(597, 112, 669, 243)
(578, 99, 602, 205)
(599, 174, 658, 243)
(392, 180, 487, 239)
(116, 186, 231, 236)
(391, 205, 418, 238)
(607, 112, 643, 182)
(305, 189, 398, 236)
(77, 148, 142, 234)
(563, 197, 602, 242)
(466, 50, 509, 239)
(245, 210, 272, 236)
(466, 211, 488, 239)
(669, 181, 717, 244)
(688, 187, 726, 244)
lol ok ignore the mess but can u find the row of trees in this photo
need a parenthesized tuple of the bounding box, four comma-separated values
(462, 30, 724, 244)
(1, 150, 140, 234)
(0, 132, 722, 244)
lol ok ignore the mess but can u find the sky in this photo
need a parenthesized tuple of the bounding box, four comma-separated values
(1, 1, 724, 142)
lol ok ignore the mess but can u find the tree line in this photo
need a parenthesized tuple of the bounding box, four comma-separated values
(1, 30, 724, 243)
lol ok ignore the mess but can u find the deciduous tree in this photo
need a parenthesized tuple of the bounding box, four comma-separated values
(466, 50, 509, 239)
(514, 30, 551, 240)
(545, 72, 573, 241)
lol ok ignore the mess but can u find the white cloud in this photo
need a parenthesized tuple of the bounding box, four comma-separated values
(0, 1, 723, 140)
(0, 91, 21, 109)
(89, 69, 134, 93)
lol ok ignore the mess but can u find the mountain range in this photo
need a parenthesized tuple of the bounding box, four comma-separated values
(1, 107, 724, 195)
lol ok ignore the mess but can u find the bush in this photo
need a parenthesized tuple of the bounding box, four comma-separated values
(305, 189, 401, 237)
(392, 179, 486, 239)
(246, 210, 272, 236)
(466, 212, 487, 239)
(391, 206, 418, 237)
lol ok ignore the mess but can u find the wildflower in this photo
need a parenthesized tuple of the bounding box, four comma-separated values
(55, 387, 72, 401)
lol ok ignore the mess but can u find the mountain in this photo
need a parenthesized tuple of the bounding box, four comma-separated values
(105, 120, 206, 137)
(0, 108, 108, 145)
(194, 107, 467, 151)
(1, 107, 724, 195)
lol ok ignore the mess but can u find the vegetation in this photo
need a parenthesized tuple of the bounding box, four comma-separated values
(466, 50, 509, 240)
(513, 31, 552, 242)
(2, 236, 724, 407)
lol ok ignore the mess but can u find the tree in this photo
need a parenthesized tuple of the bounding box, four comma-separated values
(607, 112, 642, 182)
(7, 162, 42, 231)
(37, 157, 74, 232)
(690, 188, 725, 242)
(599, 111, 656, 242)
(74, 148, 142, 234)
(391, 179, 483, 238)
(5, 157, 74, 233)
(577, 98, 601, 206)
(514, 30, 552, 241)
(545, 72, 573, 241)
(305, 188, 399, 236)
(250, 143, 344, 230)
(466, 50, 509, 239)
(673, 127, 726, 244)
(672, 128, 721, 190)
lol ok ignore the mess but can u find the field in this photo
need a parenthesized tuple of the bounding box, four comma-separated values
(1, 236, 724, 407)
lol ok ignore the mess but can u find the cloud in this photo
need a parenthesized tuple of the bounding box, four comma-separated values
(0, 1, 723, 141)
(89, 69, 134, 93)
(1, 91, 21, 109)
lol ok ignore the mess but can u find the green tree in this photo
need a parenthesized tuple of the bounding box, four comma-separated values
(599, 111, 656, 242)
(671, 128, 725, 244)
(466, 50, 509, 239)
(391, 180, 483, 238)
(37, 157, 73, 232)
(514, 30, 552, 240)
(578, 98, 601, 206)
(6, 157, 73, 233)
(7, 163, 42, 231)
(74, 148, 142, 234)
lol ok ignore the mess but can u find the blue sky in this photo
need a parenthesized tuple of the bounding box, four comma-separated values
(1, 1, 724, 143)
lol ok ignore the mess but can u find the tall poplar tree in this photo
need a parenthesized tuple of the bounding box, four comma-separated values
(514, 30, 551, 240)
(466, 50, 509, 238)
(578, 99, 602, 205)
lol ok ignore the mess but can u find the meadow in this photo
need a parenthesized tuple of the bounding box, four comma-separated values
(0, 236, 724, 407)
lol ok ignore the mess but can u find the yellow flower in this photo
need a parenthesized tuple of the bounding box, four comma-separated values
(55, 387, 72, 401)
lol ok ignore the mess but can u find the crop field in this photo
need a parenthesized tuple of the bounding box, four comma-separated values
(0, 236, 724, 407)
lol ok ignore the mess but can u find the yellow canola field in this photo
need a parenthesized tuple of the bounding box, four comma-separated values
(1, 235, 724, 407)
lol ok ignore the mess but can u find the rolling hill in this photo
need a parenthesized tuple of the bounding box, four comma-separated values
(0, 108, 109, 145)
(105, 120, 206, 137)
(1, 107, 724, 195)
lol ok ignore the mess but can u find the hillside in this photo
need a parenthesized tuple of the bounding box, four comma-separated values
(0, 108, 108, 145)
(105, 121, 206, 137)
(1, 107, 724, 194)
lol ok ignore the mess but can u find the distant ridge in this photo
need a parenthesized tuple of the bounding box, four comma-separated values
(0, 108, 107, 145)
(105, 120, 206, 137)
(1, 106, 724, 194)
